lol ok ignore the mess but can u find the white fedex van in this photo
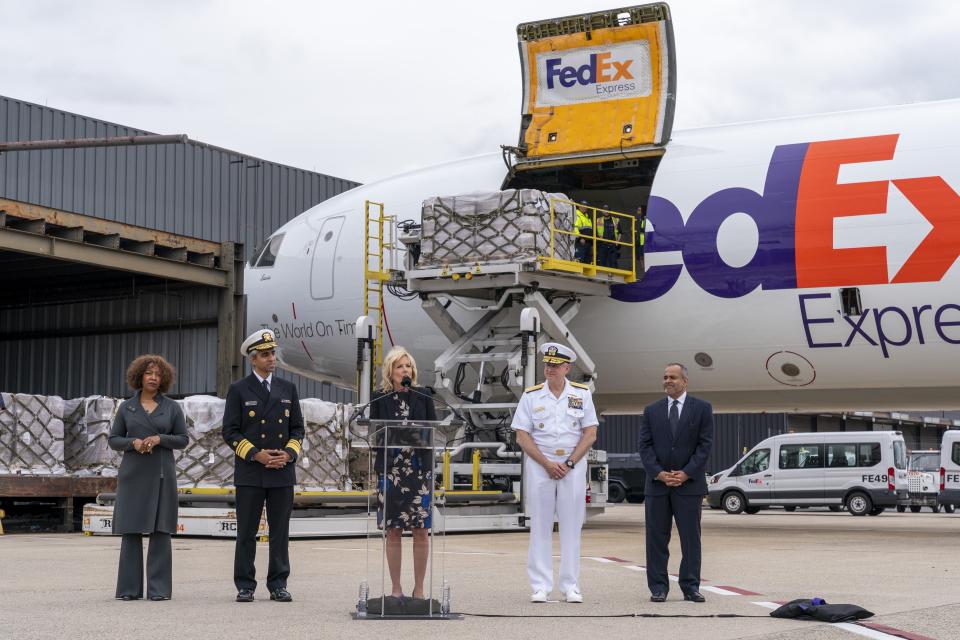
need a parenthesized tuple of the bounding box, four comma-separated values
(939, 430, 960, 510)
(707, 431, 909, 516)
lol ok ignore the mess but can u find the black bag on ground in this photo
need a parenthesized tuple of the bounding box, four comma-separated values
(770, 598, 874, 623)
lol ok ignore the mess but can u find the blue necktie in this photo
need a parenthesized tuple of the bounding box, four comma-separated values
(262, 379, 270, 395)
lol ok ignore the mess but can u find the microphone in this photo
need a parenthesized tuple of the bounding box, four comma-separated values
(349, 387, 399, 425)
(397, 378, 467, 432)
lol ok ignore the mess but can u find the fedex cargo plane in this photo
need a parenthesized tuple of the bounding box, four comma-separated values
(244, 5, 960, 412)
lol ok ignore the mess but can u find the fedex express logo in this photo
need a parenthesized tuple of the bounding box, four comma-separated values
(536, 42, 651, 107)
(614, 134, 960, 303)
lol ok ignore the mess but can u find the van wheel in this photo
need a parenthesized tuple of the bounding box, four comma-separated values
(744, 506, 761, 514)
(910, 505, 922, 513)
(607, 482, 626, 504)
(896, 505, 906, 513)
(722, 492, 745, 514)
(945, 505, 956, 514)
(846, 492, 872, 516)
(931, 504, 941, 513)
(784, 506, 797, 512)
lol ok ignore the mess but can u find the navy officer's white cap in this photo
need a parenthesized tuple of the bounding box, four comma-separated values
(240, 329, 277, 357)
(541, 342, 576, 364)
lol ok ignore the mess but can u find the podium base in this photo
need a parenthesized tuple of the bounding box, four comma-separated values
(353, 596, 462, 620)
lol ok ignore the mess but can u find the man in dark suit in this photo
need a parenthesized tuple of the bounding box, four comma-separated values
(222, 330, 305, 603)
(638, 363, 714, 603)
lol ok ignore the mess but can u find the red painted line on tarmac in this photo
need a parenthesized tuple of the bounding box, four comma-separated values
(856, 622, 937, 640)
(713, 585, 761, 596)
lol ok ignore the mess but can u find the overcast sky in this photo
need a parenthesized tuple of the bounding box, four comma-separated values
(2, 0, 959, 184)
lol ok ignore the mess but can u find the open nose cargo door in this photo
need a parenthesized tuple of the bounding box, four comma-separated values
(513, 3, 675, 168)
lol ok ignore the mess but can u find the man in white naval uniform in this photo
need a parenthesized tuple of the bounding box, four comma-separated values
(512, 342, 598, 603)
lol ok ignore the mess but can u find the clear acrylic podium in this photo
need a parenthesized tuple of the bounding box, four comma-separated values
(354, 419, 456, 620)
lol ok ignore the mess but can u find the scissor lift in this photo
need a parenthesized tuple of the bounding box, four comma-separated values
(356, 197, 640, 515)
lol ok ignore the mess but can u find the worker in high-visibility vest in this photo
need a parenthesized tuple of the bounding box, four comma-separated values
(596, 205, 621, 268)
(574, 201, 593, 264)
(637, 206, 647, 269)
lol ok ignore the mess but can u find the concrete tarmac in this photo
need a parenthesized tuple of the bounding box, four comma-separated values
(2, 506, 958, 640)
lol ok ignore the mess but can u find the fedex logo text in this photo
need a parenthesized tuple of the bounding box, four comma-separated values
(535, 42, 650, 106)
(613, 134, 960, 302)
(545, 52, 634, 89)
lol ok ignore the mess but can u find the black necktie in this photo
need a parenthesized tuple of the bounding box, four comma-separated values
(262, 378, 270, 395)
(669, 399, 680, 437)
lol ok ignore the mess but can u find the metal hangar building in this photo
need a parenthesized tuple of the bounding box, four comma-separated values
(0, 95, 359, 401)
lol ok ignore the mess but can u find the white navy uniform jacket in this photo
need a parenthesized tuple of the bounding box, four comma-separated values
(512, 380, 599, 455)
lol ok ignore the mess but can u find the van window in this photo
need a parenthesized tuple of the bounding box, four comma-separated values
(893, 441, 907, 470)
(827, 444, 856, 468)
(953, 442, 960, 466)
(857, 443, 881, 467)
(737, 449, 770, 475)
(780, 444, 822, 470)
(251, 233, 285, 268)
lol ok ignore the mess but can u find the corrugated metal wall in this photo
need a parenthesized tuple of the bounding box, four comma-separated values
(0, 96, 360, 402)
(596, 412, 789, 474)
(0, 96, 359, 259)
(0, 288, 218, 397)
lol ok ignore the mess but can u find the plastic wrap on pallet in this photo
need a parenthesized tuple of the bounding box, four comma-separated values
(176, 396, 234, 488)
(179, 395, 226, 434)
(0, 394, 66, 475)
(64, 396, 122, 476)
(174, 396, 352, 490)
(297, 399, 349, 490)
(418, 189, 575, 269)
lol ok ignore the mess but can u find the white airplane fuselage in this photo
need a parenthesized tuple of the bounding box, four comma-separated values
(246, 100, 960, 412)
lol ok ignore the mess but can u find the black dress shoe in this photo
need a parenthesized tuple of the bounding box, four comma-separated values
(650, 591, 667, 602)
(236, 589, 255, 602)
(118, 595, 140, 601)
(683, 591, 706, 603)
(149, 595, 170, 601)
(270, 588, 293, 602)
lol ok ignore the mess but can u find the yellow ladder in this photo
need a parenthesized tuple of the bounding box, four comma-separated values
(362, 200, 395, 380)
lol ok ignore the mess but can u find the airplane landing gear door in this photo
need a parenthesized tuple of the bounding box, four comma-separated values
(310, 215, 345, 300)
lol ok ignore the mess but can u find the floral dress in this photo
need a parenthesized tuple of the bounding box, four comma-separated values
(376, 395, 433, 530)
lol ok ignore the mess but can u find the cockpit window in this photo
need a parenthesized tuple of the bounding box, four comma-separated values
(251, 233, 285, 268)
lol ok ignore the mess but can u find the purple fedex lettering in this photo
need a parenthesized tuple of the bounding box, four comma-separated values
(683, 143, 808, 297)
(612, 143, 809, 302)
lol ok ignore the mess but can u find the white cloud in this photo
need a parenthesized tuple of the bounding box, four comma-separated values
(1, 0, 958, 184)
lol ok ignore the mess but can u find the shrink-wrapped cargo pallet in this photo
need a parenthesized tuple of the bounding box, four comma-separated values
(64, 396, 122, 476)
(176, 395, 234, 487)
(297, 399, 352, 490)
(418, 189, 575, 269)
(0, 393, 66, 475)
(174, 395, 352, 490)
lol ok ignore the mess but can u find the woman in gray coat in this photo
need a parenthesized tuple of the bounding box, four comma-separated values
(108, 354, 189, 601)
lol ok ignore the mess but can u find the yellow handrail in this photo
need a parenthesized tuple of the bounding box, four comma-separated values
(541, 197, 637, 282)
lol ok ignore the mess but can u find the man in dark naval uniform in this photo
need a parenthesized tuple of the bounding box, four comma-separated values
(222, 329, 304, 603)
